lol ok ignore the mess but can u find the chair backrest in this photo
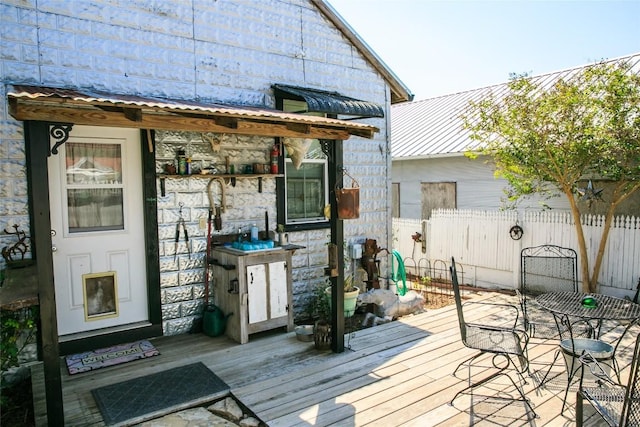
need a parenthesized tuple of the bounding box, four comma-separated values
(450, 257, 467, 343)
(521, 245, 578, 295)
(622, 333, 640, 426)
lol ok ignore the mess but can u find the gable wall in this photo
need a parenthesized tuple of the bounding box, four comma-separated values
(0, 0, 392, 334)
(392, 156, 572, 219)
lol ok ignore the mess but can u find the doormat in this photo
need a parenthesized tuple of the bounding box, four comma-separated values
(65, 340, 160, 375)
(91, 362, 230, 426)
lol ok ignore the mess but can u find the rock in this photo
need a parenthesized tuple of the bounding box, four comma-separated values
(1, 365, 30, 386)
(136, 407, 237, 426)
(208, 397, 244, 422)
(239, 417, 261, 427)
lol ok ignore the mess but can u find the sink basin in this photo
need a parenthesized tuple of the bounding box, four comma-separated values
(231, 240, 275, 251)
(221, 246, 283, 255)
(217, 240, 282, 255)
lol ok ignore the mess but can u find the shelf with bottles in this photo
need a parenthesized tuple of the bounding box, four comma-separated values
(157, 173, 283, 179)
(157, 173, 284, 196)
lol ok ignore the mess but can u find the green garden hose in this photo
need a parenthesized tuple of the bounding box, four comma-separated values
(391, 249, 407, 296)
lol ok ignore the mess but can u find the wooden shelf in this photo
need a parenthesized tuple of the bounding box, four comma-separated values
(157, 173, 283, 195)
(157, 173, 284, 179)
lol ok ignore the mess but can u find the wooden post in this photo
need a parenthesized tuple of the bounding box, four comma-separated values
(329, 139, 345, 352)
(25, 121, 65, 425)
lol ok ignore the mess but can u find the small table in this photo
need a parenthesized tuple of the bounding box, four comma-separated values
(536, 291, 640, 336)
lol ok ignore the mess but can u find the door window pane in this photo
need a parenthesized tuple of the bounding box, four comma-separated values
(65, 142, 124, 233)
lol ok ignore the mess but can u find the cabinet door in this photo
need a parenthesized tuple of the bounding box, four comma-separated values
(269, 261, 288, 318)
(247, 264, 268, 324)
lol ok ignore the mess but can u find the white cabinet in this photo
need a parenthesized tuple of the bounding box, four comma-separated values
(211, 247, 293, 344)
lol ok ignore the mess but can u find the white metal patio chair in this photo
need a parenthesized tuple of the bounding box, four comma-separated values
(449, 257, 537, 418)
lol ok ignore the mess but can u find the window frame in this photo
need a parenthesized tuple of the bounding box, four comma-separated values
(275, 99, 332, 231)
(283, 155, 329, 227)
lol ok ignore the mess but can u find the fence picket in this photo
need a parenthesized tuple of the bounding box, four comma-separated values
(392, 210, 640, 294)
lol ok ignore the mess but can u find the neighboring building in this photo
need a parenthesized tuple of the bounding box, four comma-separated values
(391, 53, 640, 220)
(0, 1, 411, 422)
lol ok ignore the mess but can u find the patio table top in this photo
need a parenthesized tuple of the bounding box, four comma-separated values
(536, 291, 640, 322)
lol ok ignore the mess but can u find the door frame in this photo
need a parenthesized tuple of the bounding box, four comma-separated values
(25, 121, 162, 357)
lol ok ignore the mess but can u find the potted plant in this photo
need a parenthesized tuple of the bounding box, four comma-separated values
(325, 272, 360, 318)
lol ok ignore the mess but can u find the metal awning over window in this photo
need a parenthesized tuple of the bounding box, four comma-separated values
(7, 86, 379, 140)
(272, 84, 385, 118)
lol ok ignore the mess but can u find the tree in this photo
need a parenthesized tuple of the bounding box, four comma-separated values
(463, 59, 640, 293)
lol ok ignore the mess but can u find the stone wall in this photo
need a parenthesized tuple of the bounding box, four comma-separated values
(0, 0, 392, 334)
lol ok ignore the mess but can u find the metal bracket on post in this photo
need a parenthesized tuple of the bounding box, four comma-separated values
(49, 123, 74, 156)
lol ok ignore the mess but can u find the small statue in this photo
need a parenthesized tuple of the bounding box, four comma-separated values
(2, 224, 29, 262)
(360, 238, 389, 290)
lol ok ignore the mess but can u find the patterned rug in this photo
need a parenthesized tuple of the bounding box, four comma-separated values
(65, 340, 160, 375)
(91, 362, 230, 426)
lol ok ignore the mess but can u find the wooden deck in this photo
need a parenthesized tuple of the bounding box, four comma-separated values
(32, 290, 636, 426)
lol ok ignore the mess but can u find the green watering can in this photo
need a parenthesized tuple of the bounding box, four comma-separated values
(203, 304, 232, 337)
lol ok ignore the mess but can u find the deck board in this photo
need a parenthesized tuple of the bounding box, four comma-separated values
(31, 290, 631, 426)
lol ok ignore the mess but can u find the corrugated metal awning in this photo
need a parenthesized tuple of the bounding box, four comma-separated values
(7, 86, 379, 140)
(272, 84, 385, 118)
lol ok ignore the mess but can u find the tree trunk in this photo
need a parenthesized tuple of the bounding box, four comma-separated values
(565, 189, 591, 292)
(589, 181, 640, 292)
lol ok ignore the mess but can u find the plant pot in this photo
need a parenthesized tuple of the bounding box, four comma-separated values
(325, 286, 360, 318)
(295, 325, 314, 342)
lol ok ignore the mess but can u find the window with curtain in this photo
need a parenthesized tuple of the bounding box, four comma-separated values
(284, 145, 328, 224)
(278, 99, 330, 229)
(65, 142, 124, 233)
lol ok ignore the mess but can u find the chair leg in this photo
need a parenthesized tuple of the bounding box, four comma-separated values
(537, 348, 562, 386)
(450, 356, 538, 419)
(452, 352, 485, 378)
(576, 390, 584, 426)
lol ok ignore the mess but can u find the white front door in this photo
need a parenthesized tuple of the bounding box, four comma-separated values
(48, 126, 149, 337)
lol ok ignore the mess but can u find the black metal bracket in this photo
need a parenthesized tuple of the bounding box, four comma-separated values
(320, 139, 332, 160)
(49, 123, 74, 156)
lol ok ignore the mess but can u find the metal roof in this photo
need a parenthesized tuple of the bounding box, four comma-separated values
(273, 84, 385, 118)
(391, 53, 640, 160)
(8, 85, 379, 140)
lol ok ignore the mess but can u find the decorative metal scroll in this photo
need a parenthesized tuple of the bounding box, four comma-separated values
(2, 224, 29, 262)
(319, 139, 331, 159)
(49, 123, 74, 156)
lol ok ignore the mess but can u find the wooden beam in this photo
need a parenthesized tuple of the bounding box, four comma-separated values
(213, 116, 238, 129)
(285, 122, 312, 134)
(11, 104, 353, 140)
(123, 107, 142, 122)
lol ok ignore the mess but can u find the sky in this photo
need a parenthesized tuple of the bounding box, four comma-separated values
(327, 0, 640, 100)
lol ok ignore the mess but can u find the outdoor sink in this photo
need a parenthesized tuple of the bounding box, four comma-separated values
(232, 240, 275, 250)
(218, 240, 282, 255)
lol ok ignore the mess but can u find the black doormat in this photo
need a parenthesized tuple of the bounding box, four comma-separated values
(91, 362, 230, 426)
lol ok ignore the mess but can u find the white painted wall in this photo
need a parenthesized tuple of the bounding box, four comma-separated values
(392, 155, 572, 219)
(0, 0, 393, 334)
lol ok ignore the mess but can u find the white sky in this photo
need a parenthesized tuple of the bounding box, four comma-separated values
(327, 0, 640, 100)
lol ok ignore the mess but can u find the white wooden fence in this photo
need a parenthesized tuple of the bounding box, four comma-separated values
(392, 210, 640, 298)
